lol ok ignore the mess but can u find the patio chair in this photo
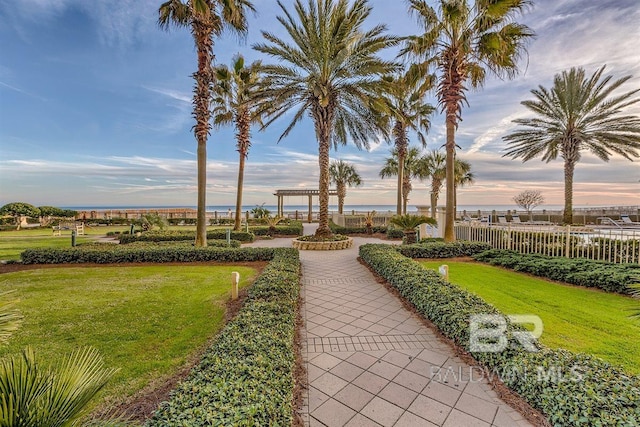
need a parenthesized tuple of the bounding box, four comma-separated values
(620, 215, 640, 225)
(497, 215, 508, 224)
(511, 215, 522, 223)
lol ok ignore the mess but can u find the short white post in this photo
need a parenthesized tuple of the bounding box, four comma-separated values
(438, 265, 449, 281)
(231, 271, 240, 300)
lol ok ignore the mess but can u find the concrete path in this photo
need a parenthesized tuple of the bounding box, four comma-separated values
(251, 224, 533, 427)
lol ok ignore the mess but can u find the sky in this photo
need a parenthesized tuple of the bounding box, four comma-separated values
(0, 0, 639, 210)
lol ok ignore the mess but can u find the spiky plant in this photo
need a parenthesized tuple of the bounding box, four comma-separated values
(389, 214, 436, 244)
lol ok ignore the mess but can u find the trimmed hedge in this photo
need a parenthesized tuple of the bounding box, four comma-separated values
(473, 249, 640, 295)
(146, 248, 300, 426)
(360, 244, 640, 426)
(21, 246, 274, 264)
(251, 221, 303, 236)
(118, 230, 255, 244)
(396, 241, 491, 258)
(79, 241, 241, 249)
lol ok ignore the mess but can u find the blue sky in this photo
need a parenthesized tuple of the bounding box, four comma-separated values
(0, 0, 639, 209)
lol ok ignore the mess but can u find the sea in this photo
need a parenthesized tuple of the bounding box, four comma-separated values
(63, 204, 570, 213)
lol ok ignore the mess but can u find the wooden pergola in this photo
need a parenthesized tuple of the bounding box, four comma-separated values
(274, 189, 338, 223)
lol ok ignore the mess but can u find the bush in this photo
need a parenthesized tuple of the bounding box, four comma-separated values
(21, 245, 273, 264)
(118, 230, 255, 244)
(146, 248, 300, 426)
(251, 221, 303, 236)
(396, 241, 491, 258)
(386, 227, 404, 239)
(360, 244, 640, 426)
(473, 250, 640, 295)
(329, 222, 387, 235)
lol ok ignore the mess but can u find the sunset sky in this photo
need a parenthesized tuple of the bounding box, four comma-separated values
(1, 0, 639, 209)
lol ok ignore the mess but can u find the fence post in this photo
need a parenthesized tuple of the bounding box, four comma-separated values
(565, 225, 571, 258)
(507, 223, 512, 251)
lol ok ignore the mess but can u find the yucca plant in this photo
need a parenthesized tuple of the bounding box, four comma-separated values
(362, 211, 376, 235)
(0, 291, 22, 345)
(265, 215, 284, 234)
(389, 215, 436, 244)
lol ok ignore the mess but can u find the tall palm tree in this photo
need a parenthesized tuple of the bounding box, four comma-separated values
(418, 150, 446, 218)
(253, 0, 397, 237)
(453, 157, 474, 216)
(378, 66, 435, 215)
(158, 0, 255, 246)
(417, 150, 473, 218)
(403, 0, 534, 241)
(329, 160, 363, 214)
(503, 66, 640, 224)
(212, 54, 263, 231)
(380, 147, 425, 214)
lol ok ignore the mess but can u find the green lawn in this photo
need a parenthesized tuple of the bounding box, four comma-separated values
(420, 261, 640, 374)
(0, 265, 259, 411)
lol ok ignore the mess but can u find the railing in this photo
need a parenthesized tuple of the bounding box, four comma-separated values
(455, 223, 640, 264)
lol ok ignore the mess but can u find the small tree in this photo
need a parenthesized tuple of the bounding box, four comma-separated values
(513, 190, 544, 218)
(389, 215, 436, 244)
(139, 213, 168, 232)
(250, 203, 270, 219)
(0, 202, 41, 230)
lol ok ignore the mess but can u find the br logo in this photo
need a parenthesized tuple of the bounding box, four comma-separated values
(469, 314, 543, 352)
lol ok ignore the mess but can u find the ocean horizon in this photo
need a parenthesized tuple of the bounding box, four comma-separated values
(62, 203, 598, 212)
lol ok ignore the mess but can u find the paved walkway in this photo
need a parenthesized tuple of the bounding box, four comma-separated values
(251, 224, 533, 427)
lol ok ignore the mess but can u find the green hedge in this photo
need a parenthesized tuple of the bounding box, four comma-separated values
(21, 246, 274, 264)
(360, 244, 640, 426)
(146, 248, 300, 426)
(79, 240, 241, 249)
(118, 230, 255, 244)
(251, 221, 303, 236)
(473, 249, 640, 295)
(396, 241, 492, 258)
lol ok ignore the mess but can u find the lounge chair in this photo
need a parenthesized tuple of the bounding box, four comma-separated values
(511, 215, 522, 223)
(497, 215, 508, 224)
(620, 215, 640, 226)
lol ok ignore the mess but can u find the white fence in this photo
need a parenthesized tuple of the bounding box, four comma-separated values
(455, 223, 640, 264)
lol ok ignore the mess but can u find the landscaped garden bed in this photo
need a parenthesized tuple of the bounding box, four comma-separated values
(292, 234, 353, 250)
(360, 243, 640, 426)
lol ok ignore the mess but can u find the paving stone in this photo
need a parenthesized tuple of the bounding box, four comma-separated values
(378, 381, 418, 409)
(312, 398, 356, 426)
(455, 393, 499, 423)
(408, 394, 452, 425)
(443, 409, 491, 427)
(360, 396, 404, 427)
(334, 383, 375, 412)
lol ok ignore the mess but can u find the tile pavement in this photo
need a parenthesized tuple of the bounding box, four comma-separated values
(251, 224, 534, 427)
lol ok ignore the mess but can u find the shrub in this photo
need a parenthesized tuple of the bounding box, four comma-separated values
(396, 241, 491, 258)
(473, 249, 640, 295)
(146, 248, 300, 426)
(329, 223, 387, 235)
(360, 244, 640, 426)
(21, 246, 273, 264)
(251, 221, 303, 236)
(118, 230, 254, 244)
(386, 227, 404, 239)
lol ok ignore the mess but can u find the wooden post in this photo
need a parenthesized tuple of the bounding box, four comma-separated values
(438, 265, 449, 281)
(231, 272, 239, 300)
(565, 225, 571, 258)
(308, 195, 312, 223)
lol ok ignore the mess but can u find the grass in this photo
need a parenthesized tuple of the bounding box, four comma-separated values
(420, 260, 640, 374)
(0, 264, 260, 411)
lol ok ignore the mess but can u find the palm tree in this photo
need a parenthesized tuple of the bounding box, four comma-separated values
(380, 147, 425, 214)
(253, 0, 397, 237)
(453, 158, 474, 217)
(403, 0, 534, 241)
(378, 66, 435, 215)
(503, 66, 640, 224)
(158, 0, 255, 246)
(329, 160, 363, 214)
(389, 214, 436, 244)
(212, 54, 263, 231)
(418, 150, 446, 218)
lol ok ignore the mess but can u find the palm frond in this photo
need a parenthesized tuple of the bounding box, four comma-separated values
(0, 291, 22, 345)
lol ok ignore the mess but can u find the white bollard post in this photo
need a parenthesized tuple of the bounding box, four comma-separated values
(438, 265, 449, 282)
(231, 271, 240, 300)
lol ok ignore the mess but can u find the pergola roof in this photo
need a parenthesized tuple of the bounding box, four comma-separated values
(274, 189, 338, 196)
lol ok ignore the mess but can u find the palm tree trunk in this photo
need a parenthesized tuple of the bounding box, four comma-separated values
(193, 21, 214, 247)
(430, 179, 440, 218)
(563, 159, 575, 224)
(444, 120, 456, 242)
(314, 106, 333, 237)
(337, 183, 346, 214)
(234, 112, 250, 231)
(234, 153, 246, 231)
(394, 121, 407, 216)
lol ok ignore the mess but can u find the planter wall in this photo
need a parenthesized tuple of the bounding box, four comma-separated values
(292, 237, 353, 250)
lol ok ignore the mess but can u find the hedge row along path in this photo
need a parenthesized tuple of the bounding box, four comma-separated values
(251, 224, 535, 427)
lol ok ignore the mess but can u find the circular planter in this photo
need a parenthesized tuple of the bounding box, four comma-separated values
(292, 237, 353, 250)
